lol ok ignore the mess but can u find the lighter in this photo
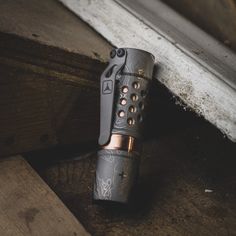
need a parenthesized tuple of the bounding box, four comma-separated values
(94, 48, 155, 203)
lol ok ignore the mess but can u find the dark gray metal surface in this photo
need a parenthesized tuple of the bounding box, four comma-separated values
(60, 0, 236, 143)
(94, 149, 139, 203)
(112, 74, 150, 139)
(95, 48, 155, 203)
(99, 49, 127, 146)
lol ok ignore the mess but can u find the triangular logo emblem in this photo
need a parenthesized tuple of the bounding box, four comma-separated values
(104, 83, 111, 92)
(102, 80, 113, 94)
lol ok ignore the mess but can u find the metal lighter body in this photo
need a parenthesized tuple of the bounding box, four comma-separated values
(94, 48, 155, 203)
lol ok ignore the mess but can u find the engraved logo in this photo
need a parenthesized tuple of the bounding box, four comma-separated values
(102, 80, 113, 94)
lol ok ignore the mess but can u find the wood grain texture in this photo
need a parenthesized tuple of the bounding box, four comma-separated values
(60, 0, 236, 142)
(0, 0, 112, 157)
(0, 32, 107, 157)
(31, 112, 236, 236)
(0, 155, 90, 236)
(0, 0, 111, 61)
(162, 0, 236, 52)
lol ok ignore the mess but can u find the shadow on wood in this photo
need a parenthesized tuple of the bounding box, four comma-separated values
(0, 32, 106, 157)
(0, 156, 90, 236)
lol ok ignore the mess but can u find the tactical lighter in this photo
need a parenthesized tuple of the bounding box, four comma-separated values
(94, 48, 155, 203)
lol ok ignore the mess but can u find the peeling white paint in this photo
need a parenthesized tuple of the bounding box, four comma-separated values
(59, 0, 236, 142)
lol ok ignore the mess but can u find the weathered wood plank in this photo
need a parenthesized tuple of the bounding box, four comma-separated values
(31, 113, 236, 236)
(0, 0, 112, 157)
(0, 0, 111, 61)
(60, 0, 236, 142)
(162, 0, 236, 52)
(0, 155, 90, 236)
(0, 32, 106, 157)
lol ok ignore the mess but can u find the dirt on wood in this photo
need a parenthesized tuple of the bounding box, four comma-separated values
(28, 99, 236, 236)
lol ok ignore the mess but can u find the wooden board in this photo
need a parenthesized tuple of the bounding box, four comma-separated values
(30, 107, 236, 236)
(0, 155, 90, 236)
(162, 0, 236, 52)
(0, 32, 104, 157)
(0, 0, 112, 157)
(0, 0, 111, 61)
(59, 0, 236, 142)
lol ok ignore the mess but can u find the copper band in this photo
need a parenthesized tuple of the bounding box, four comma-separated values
(102, 134, 141, 153)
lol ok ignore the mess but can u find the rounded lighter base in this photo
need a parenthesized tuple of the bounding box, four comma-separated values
(93, 149, 139, 203)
